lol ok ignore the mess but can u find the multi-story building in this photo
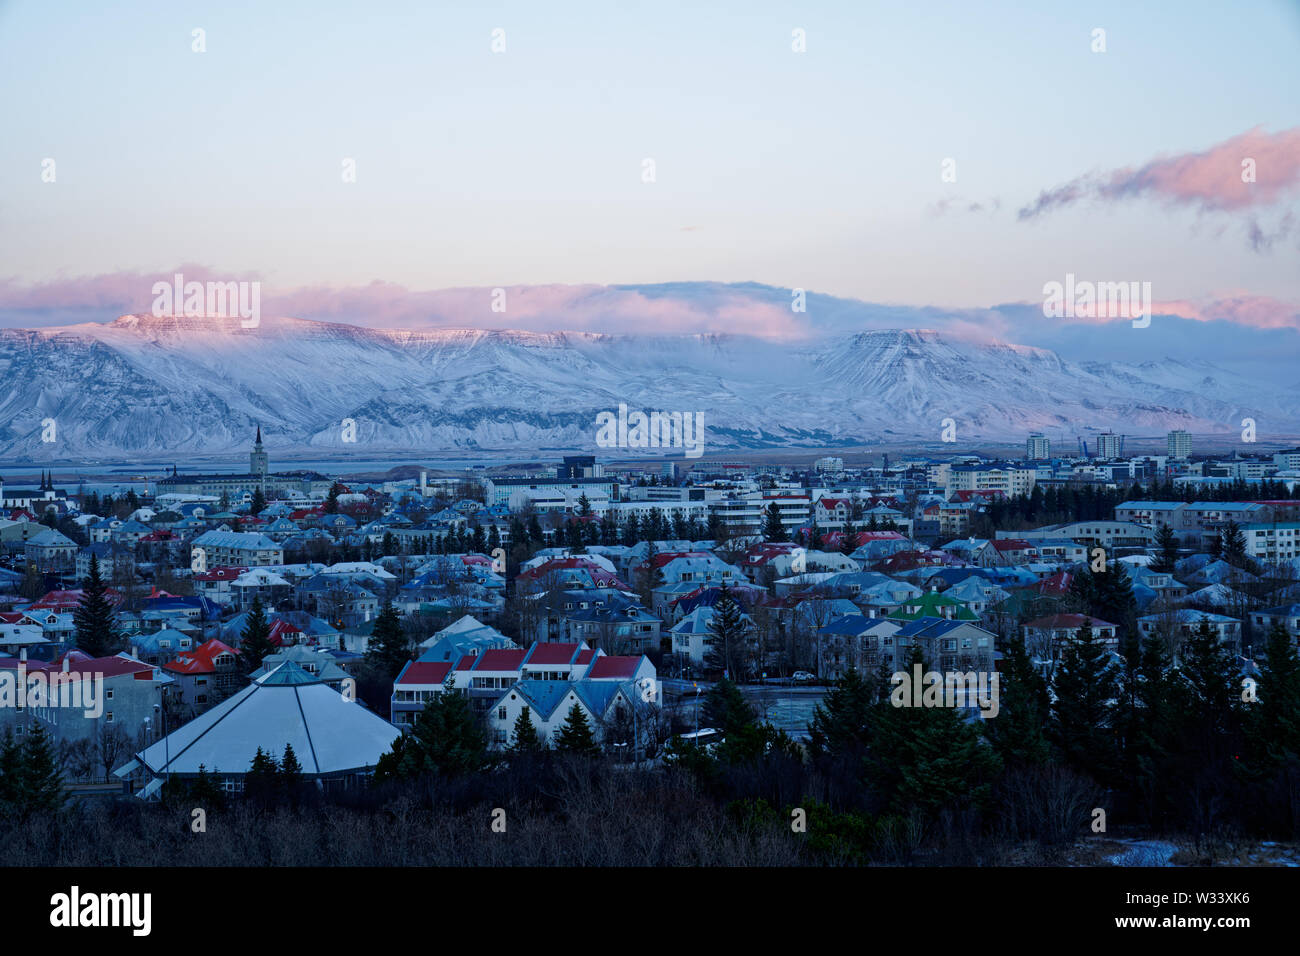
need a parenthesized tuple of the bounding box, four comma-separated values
(157, 430, 331, 499)
(190, 530, 284, 568)
(1095, 432, 1123, 459)
(946, 463, 1037, 498)
(1026, 434, 1051, 460)
(1167, 430, 1192, 460)
(1240, 522, 1300, 563)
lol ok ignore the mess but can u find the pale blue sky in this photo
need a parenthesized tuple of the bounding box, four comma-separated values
(1, 0, 1298, 314)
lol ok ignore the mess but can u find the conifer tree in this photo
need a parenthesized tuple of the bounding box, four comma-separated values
(73, 554, 124, 657)
(20, 723, 65, 815)
(762, 503, 787, 543)
(509, 706, 543, 753)
(245, 746, 280, 804)
(1251, 622, 1300, 767)
(703, 585, 748, 679)
(554, 703, 601, 756)
(1050, 618, 1120, 783)
(985, 634, 1050, 768)
(364, 599, 410, 679)
(280, 743, 304, 803)
(239, 596, 276, 672)
(405, 677, 491, 776)
(1151, 524, 1180, 573)
(0, 730, 23, 817)
(808, 666, 877, 760)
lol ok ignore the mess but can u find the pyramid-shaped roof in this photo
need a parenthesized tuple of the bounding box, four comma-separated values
(133, 661, 398, 777)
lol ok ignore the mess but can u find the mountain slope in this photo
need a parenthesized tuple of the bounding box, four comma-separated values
(0, 316, 1293, 460)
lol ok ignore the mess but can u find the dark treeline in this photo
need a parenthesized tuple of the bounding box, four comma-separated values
(6, 614, 1299, 865)
(974, 477, 1297, 537)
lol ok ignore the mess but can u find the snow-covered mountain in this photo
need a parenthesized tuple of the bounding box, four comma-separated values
(0, 315, 1293, 460)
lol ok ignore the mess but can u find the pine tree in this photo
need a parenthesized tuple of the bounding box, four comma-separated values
(867, 648, 1001, 817)
(250, 487, 267, 515)
(985, 634, 1050, 767)
(1252, 622, 1300, 766)
(701, 676, 765, 765)
(762, 504, 787, 543)
(509, 706, 543, 753)
(576, 493, 592, 517)
(190, 763, 225, 810)
(1050, 619, 1120, 783)
(1219, 520, 1252, 571)
(808, 667, 877, 760)
(239, 596, 276, 672)
(20, 723, 65, 815)
(245, 746, 280, 804)
(73, 554, 123, 657)
(703, 585, 748, 679)
(1152, 524, 1180, 573)
(0, 730, 23, 817)
(406, 677, 491, 776)
(364, 599, 410, 679)
(555, 703, 601, 756)
(280, 743, 304, 804)
(1181, 617, 1241, 740)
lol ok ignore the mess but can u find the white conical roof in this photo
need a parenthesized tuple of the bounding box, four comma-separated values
(135, 662, 399, 777)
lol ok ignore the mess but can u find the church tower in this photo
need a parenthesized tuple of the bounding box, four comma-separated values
(250, 426, 269, 477)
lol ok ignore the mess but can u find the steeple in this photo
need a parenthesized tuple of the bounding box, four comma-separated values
(250, 425, 269, 478)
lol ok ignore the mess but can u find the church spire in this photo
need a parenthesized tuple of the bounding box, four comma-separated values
(255, 424, 262, 445)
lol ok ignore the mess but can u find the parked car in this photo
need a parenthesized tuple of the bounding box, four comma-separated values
(792, 671, 816, 683)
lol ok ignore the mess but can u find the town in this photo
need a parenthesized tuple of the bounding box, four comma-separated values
(2, 426, 1299, 866)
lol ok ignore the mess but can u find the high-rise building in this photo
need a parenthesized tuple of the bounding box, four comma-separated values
(1096, 432, 1123, 459)
(1026, 433, 1051, 460)
(1167, 429, 1191, 460)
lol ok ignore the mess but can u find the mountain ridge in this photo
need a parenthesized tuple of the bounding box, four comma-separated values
(0, 315, 1293, 461)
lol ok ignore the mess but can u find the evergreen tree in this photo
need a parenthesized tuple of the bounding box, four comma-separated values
(280, 743, 304, 803)
(73, 554, 124, 657)
(1181, 617, 1241, 740)
(1219, 520, 1252, 571)
(702, 676, 757, 741)
(867, 649, 1001, 817)
(703, 585, 748, 679)
(1250, 622, 1300, 767)
(807, 667, 877, 760)
(0, 730, 23, 817)
(509, 706, 543, 753)
(364, 600, 410, 679)
(404, 677, 491, 776)
(190, 763, 225, 811)
(576, 493, 592, 517)
(1151, 524, 1180, 573)
(985, 634, 1051, 767)
(1050, 619, 1120, 783)
(554, 703, 601, 756)
(239, 596, 276, 672)
(19, 724, 65, 815)
(762, 503, 787, 543)
(323, 483, 342, 514)
(245, 746, 281, 804)
(250, 486, 267, 515)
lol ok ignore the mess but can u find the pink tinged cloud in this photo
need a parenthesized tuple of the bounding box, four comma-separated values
(1153, 294, 1300, 330)
(1018, 125, 1300, 219)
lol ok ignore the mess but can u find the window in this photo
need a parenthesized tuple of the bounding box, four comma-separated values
(105, 689, 114, 700)
(106, 712, 114, 722)
(497, 706, 507, 721)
